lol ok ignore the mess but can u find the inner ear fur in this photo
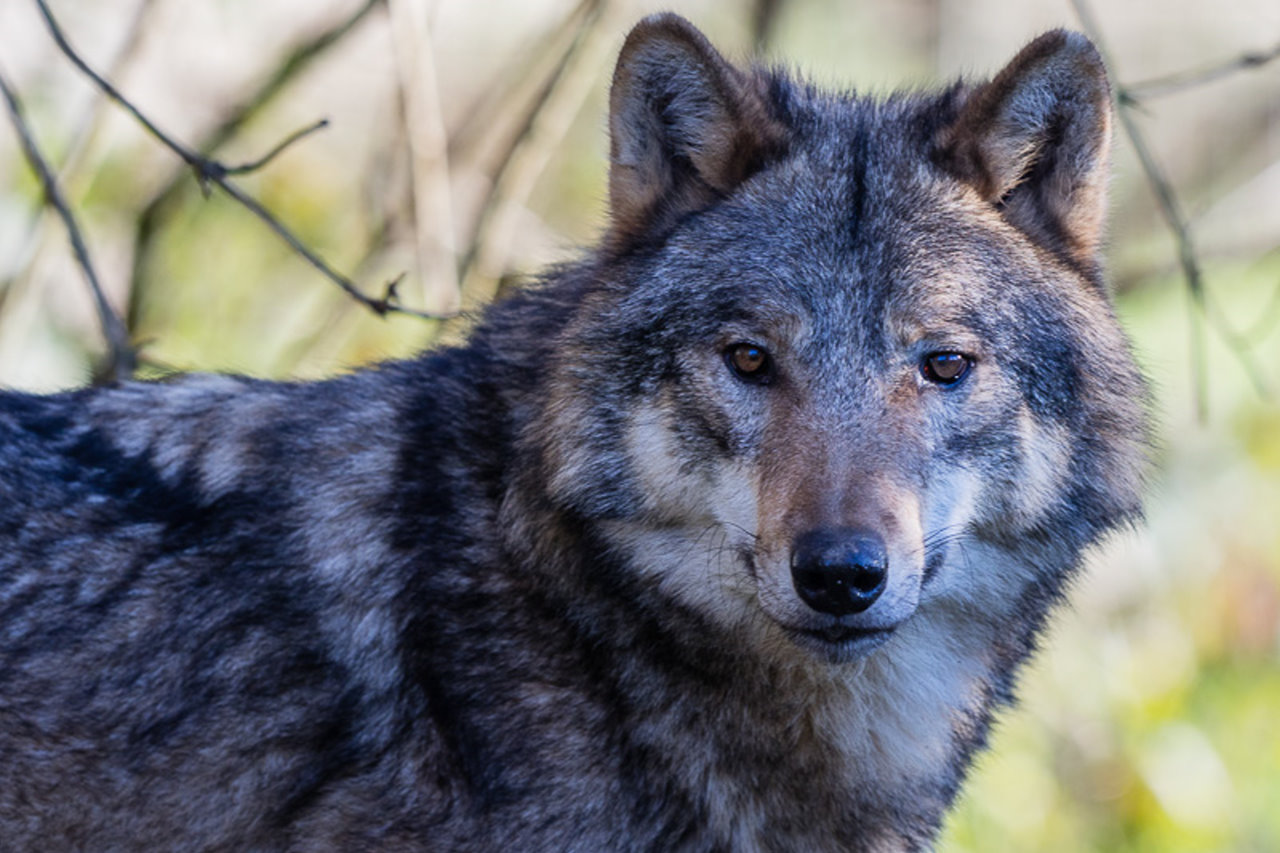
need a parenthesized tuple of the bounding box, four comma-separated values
(937, 30, 1112, 275)
(606, 13, 788, 253)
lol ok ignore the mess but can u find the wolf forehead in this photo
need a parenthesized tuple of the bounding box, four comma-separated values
(603, 91, 1073, 322)
(595, 117, 1068, 359)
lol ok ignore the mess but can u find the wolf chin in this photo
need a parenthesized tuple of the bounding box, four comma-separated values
(0, 15, 1147, 852)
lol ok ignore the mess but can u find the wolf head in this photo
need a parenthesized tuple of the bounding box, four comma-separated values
(527, 15, 1147, 664)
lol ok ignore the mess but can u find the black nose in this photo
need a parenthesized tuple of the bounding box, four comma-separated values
(790, 528, 888, 616)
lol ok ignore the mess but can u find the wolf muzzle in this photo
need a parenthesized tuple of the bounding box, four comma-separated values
(790, 528, 888, 616)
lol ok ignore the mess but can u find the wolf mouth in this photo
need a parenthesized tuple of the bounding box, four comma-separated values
(785, 624, 897, 659)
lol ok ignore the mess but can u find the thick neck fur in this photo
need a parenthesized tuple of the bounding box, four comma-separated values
(418, 383, 973, 849)
(485, 482, 1037, 851)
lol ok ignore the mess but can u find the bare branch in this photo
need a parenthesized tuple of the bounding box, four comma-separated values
(33, 0, 200, 174)
(451, 0, 600, 233)
(210, 177, 438, 320)
(220, 118, 330, 177)
(127, 0, 386, 331)
(0, 71, 136, 381)
(1070, 0, 1274, 418)
(389, 0, 459, 315)
(1, 0, 156, 309)
(458, 0, 611, 307)
(444, 0, 595, 174)
(34, 0, 445, 321)
(1123, 41, 1280, 101)
(195, 0, 383, 158)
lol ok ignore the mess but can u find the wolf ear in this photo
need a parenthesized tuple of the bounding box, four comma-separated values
(606, 14, 788, 252)
(938, 30, 1112, 273)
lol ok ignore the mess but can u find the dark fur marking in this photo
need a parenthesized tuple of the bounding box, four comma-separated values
(267, 686, 367, 828)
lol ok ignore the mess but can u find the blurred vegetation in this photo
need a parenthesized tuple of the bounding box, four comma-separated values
(1, 1, 1277, 850)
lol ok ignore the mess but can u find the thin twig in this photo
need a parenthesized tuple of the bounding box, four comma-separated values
(458, 0, 610, 306)
(1, 0, 155, 305)
(389, 0, 459, 315)
(58, 0, 158, 180)
(34, 0, 443, 320)
(220, 118, 330, 176)
(444, 0, 593, 171)
(33, 0, 199, 174)
(127, 0, 386, 331)
(210, 172, 439, 320)
(1070, 0, 1273, 416)
(193, 0, 382, 159)
(452, 0, 599, 240)
(0, 72, 136, 381)
(1123, 41, 1280, 101)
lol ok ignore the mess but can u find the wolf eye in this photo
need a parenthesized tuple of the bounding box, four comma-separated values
(725, 342, 773, 384)
(921, 351, 972, 386)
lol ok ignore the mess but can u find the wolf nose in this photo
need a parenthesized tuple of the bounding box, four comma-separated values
(790, 528, 888, 616)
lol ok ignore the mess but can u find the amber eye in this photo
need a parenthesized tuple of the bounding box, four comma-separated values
(921, 351, 972, 386)
(725, 342, 773, 384)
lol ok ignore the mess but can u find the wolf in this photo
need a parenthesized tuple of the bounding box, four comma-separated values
(0, 14, 1146, 852)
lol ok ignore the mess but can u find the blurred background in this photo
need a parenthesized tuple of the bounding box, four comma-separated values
(0, 0, 1277, 848)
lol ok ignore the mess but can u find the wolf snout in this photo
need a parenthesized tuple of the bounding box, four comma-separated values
(790, 528, 888, 616)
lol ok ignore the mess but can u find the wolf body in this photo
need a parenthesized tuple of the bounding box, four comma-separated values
(0, 16, 1146, 852)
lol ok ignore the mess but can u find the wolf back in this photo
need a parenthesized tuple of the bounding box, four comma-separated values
(0, 14, 1147, 852)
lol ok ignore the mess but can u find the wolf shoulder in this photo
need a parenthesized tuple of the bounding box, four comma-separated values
(0, 366, 447, 581)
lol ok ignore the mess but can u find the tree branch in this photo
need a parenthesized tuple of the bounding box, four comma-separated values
(389, 0, 459, 315)
(457, 0, 610, 307)
(0, 71, 136, 382)
(1070, 0, 1274, 418)
(1, 0, 155, 319)
(1122, 41, 1280, 102)
(220, 118, 330, 177)
(127, 0, 386, 332)
(34, 0, 443, 321)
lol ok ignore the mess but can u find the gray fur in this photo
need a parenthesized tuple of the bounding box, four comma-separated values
(0, 16, 1147, 852)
